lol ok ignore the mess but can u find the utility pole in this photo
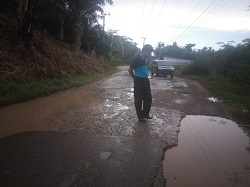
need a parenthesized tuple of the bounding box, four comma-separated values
(158, 42, 165, 59)
(141, 37, 147, 47)
(120, 38, 124, 58)
(101, 13, 110, 31)
(100, 12, 110, 54)
(109, 30, 118, 48)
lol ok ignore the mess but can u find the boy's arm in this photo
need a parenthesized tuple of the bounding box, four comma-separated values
(128, 67, 135, 78)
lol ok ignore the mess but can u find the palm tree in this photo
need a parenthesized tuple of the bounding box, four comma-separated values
(18, 0, 29, 20)
(36, 0, 66, 41)
(53, 0, 66, 41)
(17, 0, 67, 41)
(67, 0, 113, 50)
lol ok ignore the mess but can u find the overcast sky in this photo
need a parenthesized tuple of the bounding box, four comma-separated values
(103, 0, 250, 50)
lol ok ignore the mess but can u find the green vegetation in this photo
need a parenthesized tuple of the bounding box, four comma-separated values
(179, 73, 250, 125)
(202, 76, 250, 124)
(0, 67, 118, 106)
(157, 40, 250, 125)
(1, 1, 249, 126)
(0, 0, 139, 106)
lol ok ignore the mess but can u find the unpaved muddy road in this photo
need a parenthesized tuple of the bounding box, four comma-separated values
(0, 67, 243, 186)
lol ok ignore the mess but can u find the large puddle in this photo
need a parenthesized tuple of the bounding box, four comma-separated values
(163, 115, 250, 187)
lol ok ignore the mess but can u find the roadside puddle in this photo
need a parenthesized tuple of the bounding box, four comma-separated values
(163, 115, 250, 187)
(0, 89, 104, 138)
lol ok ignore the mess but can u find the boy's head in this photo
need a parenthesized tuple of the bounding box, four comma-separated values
(142, 44, 153, 59)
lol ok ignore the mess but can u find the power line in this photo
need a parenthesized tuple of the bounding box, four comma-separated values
(174, 0, 224, 43)
(166, 0, 216, 43)
(165, 0, 202, 41)
(174, 0, 230, 44)
(196, 0, 230, 28)
(186, 117, 230, 179)
(142, 0, 146, 28)
(147, 0, 156, 28)
(154, 0, 168, 27)
(180, 125, 210, 186)
(184, 119, 224, 186)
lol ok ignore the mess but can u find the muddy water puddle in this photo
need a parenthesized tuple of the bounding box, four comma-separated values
(163, 115, 250, 187)
(0, 89, 105, 138)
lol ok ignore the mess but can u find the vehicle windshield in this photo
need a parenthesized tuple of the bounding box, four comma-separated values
(155, 61, 169, 66)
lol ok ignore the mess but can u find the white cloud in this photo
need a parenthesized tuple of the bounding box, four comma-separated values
(104, 0, 250, 49)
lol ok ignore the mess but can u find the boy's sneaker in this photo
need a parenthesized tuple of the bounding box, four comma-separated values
(143, 116, 153, 119)
(138, 118, 147, 123)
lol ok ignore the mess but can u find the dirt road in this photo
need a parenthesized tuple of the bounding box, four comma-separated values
(0, 67, 246, 186)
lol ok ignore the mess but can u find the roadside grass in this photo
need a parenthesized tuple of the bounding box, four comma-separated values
(200, 75, 250, 125)
(176, 71, 250, 125)
(0, 67, 119, 107)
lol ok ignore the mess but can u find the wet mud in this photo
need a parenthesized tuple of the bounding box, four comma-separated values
(0, 66, 249, 186)
(164, 115, 250, 187)
(0, 69, 183, 145)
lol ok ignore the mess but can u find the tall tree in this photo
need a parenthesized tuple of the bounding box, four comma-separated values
(185, 43, 196, 54)
(36, 0, 66, 41)
(66, 0, 113, 50)
(53, 0, 66, 41)
(18, 0, 29, 20)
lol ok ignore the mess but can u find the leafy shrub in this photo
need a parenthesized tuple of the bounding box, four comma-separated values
(227, 63, 250, 84)
(106, 54, 127, 66)
(182, 60, 211, 77)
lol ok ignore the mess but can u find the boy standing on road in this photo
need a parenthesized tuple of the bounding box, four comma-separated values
(128, 44, 154, 123)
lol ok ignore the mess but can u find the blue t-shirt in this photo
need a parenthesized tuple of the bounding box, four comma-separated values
(130, 54, 149, 78)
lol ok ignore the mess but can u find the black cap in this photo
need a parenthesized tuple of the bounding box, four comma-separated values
(142, 44, 153, 52)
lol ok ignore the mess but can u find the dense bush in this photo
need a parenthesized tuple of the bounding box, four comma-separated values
(182, 60, 211, 77)
(158, 40, 250, 124)
(157, 40, 250, 86)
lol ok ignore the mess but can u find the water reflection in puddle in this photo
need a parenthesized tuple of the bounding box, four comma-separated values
(208, 97, 222, 102)
(174, 99, 186, 104)
(117, 103, 129, 110)
(163, 115, 250, 187)
(104, 100, 129, 111)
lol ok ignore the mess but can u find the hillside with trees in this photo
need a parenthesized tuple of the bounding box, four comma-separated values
(1, 0, 249, 125)
(0, 0, 138, 83)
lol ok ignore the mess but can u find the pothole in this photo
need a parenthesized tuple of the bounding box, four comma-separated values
(163, 115, 250, 187)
